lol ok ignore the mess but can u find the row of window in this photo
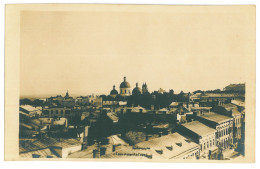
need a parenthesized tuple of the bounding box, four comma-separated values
(43, 110, 71, 115)
(183, 151, 199, 159)
(201, 139, 215, 151)
(121, 89, 131, 94)
(217, 128, 229, 138)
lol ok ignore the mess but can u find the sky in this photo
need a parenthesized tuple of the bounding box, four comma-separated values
(20, 6, 253, 97)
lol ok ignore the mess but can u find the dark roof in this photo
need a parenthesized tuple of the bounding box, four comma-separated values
(132, 83, 142, 95)
(120, 77, 131, 88)
(120, 81, 131, 88)
(110, 89, 118, 95)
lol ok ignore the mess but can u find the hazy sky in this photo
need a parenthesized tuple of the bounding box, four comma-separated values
(20, 6, 252, 97)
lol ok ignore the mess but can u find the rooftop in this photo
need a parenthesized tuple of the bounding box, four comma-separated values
(169, 102, 180, 107)
(198, 112, 232, 123)
(181, 121, 216, 136)
(20, 137, 81, 153)
(107, 112, 119, 122)
(20, 105, 41, 112)
(20, 148, 58, 158)
(135, 132, 199, 159)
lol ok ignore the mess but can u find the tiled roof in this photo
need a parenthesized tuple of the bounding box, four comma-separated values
(20, 137, 81, 153)
(20, 148, 58, 158)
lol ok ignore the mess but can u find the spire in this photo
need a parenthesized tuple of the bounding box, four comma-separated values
(136, 83, 138, 87)
(113, 85, 115, 90)
(65, 90, 69, 98)
(124, 76, 126, 82)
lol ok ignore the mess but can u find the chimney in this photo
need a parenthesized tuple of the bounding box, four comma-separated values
(145, 135, 152, 141)
(112, 145, 116, 152)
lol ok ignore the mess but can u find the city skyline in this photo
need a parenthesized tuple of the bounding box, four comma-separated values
(20, 78, 245, 98)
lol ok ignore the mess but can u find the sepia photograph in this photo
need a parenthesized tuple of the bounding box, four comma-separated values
(4, 4, 255, 162)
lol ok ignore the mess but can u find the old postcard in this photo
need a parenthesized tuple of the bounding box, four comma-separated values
(5, 4, 255, 162)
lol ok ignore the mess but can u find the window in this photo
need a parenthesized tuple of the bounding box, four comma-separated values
(51, 110, 53, 114)
(56, 110, 59, 114)
(60, 110, 64, 114)
(43, 110, 49, 115)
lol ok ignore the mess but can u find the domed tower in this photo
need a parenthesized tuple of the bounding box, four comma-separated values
(142, 82, 149, 94)
(132, 83, 142, 95)
(110, 85, 118, 98)
(120, 76, 131, 96)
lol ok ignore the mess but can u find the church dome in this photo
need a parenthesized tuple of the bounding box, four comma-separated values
(110, 85, 118, 95)
(120, 77, 131, 88)
(132, 83, 142, 95)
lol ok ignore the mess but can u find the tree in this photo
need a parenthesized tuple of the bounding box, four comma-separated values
(20, 98, 33, 105)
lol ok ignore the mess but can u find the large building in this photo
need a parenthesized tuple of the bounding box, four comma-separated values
(196, 112, 233, 151)
(120, 77, 131, 96)
(179, 121, 218, 159)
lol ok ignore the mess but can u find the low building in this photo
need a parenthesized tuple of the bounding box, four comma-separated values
(20, 105, 42, 117)
(39, 117, 68, 128)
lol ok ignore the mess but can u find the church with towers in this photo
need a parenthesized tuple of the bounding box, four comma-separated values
(109, 76, 149, 98)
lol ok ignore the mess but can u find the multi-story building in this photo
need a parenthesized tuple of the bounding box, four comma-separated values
(179, 121, 218, 159)
(42, 107, 73, 117)
(196, 112, 233, 151)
